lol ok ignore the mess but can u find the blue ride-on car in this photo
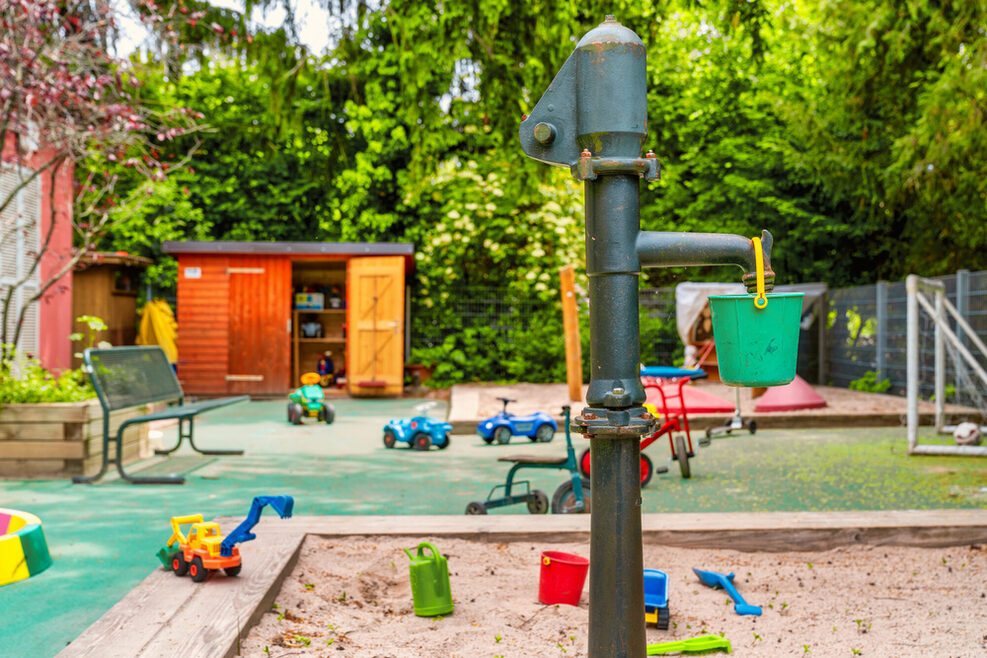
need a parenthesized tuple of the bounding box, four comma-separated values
(477, 397, 557, 445)
(383, 402, 453, 451)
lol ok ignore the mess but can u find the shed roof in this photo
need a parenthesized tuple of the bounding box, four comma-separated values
(162, 241, 414, 257)
(74, 251, 154, 269)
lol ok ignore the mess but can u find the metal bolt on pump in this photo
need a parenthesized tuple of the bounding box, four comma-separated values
(519, 16, 776, 657)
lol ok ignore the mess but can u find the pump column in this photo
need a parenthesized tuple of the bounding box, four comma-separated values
(584, 171, 647, 657)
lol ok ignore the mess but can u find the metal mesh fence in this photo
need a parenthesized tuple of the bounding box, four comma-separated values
(411, 287, 551, 352)
(410, 286, 685, 381)
(826, 271, 986, 407)
(826, 283, 881, 389)
(409, 286, 565, 382)
(409, 271, 987, 398)
(639, 287, 682, 366)
(411, 288, 685, 360)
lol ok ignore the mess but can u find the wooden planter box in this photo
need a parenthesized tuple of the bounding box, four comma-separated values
(0, 400, 153, 478)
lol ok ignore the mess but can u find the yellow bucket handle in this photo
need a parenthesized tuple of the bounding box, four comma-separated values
(752, 236, 767, 309)
(543, 556, 551, 566)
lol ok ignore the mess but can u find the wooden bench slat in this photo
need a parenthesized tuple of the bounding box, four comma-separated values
(0, 441, 85, 459)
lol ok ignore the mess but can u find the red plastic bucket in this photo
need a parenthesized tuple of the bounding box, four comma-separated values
(538, 551, 589, 606)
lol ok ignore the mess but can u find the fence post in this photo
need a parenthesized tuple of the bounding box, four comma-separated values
(955, 269, 970, 405)
(559, 265, 583, 402)
(817, 291, 827, 385)
(876, 281, 887, 381)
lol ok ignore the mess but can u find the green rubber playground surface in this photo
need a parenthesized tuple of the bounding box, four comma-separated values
(1, 398, 985, 656)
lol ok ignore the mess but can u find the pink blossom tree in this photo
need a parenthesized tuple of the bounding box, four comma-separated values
(0, 0, 205, 364)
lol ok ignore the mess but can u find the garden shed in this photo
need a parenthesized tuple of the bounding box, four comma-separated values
(161, 241, 414, 398)
(71, 252, 152, 368)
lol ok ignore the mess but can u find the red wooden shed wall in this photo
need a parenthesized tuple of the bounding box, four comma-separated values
(175, 253, 291, 397)
(175, 254, 229, 395)
(226, 255, 291, 396)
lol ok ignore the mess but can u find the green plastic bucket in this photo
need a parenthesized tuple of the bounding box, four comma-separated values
(708, 293, 804, 387)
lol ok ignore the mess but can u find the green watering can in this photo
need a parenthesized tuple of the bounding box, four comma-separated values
(404, 541, 454, 617)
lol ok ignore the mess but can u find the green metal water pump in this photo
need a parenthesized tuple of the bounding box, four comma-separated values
(519, 16, 776, 657)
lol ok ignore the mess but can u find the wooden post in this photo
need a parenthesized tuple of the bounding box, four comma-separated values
(559, 265, 582, 402)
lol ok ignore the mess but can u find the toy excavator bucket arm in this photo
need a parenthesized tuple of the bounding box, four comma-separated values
(220, 495, 294, 557)
(168, 514, 204, 547)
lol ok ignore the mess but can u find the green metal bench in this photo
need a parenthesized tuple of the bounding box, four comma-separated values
(72, 346, 249, 485)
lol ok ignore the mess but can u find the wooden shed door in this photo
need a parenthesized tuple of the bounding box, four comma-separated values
(227, 256, 291, 395)
(346, 257, 405, 396)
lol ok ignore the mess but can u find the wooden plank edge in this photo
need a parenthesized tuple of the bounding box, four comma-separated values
(223, 530, 306, 658)
(263, 510, 987, 553)
(57, 531, 306, 658)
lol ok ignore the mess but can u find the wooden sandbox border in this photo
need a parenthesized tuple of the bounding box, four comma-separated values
(58, 510, 987, 658)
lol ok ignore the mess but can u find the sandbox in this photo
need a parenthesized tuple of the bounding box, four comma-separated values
(242, 535, 986, 657)
(60, 512, 987, 658)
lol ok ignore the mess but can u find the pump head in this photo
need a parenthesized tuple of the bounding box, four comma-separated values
(519, 16, 656, 180)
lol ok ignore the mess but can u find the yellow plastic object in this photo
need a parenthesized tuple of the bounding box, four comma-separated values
(643, 403, 661, 420)
(645, 608, 657, 625)
(1, 509, 52, 586)
(300, 372, 321, 386)
(167, 514, 204, 547)
(136, 299, 178, 363)
(751, 237, 767, 310)
(169, 515, 225, 557)
(190, 523, 224, 557)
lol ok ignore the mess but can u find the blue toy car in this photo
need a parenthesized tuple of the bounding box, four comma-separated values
(383, 402, 453, 451)
(477, 397, 557, 445)
(644, 568, 670, 630)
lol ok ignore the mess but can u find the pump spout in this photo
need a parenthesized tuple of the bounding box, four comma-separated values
(636, 229, 775, 293)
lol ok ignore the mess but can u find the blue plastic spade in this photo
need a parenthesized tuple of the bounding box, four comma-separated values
(692, 567, 762, 616)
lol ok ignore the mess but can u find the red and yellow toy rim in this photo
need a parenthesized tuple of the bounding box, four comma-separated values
(0, 508, 52, 586)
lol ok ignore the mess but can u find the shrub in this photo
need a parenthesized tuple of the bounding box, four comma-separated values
(0, 351, 95, 404)
(848, 371, 891, 394)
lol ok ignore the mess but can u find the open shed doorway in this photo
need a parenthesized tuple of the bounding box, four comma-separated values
(291, 259, 346, 390)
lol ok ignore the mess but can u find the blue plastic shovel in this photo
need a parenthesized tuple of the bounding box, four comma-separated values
(692, 567, 762, 616)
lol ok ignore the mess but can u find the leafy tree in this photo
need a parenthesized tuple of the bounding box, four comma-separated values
(0, 0, 201, 361)
(782, 0, 987, 281)
(95, 0, 987, 385)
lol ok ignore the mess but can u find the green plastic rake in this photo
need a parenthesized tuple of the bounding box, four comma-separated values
(646, 634, 732, 655)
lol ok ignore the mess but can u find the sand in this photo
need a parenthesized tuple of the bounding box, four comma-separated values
(241, 536, 987, 657)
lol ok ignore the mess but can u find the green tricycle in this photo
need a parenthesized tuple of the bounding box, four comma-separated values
(465, 406, 589, 514)
(287, 372, 335, 425)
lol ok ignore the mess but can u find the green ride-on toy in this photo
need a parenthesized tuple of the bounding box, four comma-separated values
(464, 406, 590, 515)
(287, 372, 335, 425)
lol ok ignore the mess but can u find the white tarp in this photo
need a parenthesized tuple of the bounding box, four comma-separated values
(674, 282, 746, 347)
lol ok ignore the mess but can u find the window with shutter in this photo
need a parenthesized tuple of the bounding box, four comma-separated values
(0, 164, 41, 359)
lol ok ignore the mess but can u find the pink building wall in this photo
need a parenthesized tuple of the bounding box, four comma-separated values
(2, 133, 74, 372)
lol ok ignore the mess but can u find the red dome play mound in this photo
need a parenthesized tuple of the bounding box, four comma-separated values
(644, 384, 735, 414)
(753, 375, 827, 412)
